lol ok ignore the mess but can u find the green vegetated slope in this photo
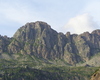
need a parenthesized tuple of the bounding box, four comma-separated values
(0, 63, 99, 80)
(0, 21, 100, 80)
(0, 53, 99, 80)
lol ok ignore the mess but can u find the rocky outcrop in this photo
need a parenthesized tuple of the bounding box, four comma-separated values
(0, 35, 10, 53)
(90, 69, 100, 80)
(13, 21, 63, 59)
(0, 21, 100, 65)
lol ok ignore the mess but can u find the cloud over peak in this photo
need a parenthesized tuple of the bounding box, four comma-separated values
(64, 13, 99, 34)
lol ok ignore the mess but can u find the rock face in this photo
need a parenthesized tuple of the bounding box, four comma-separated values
(0, 35, 11, 53)
(90, 69, 100, 80)
(0, 21, 100, 65)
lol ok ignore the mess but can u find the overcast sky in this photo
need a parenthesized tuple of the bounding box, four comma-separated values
(0, 0, 100, 37)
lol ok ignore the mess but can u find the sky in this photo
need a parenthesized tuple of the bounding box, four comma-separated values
(0, 0, 100, 37)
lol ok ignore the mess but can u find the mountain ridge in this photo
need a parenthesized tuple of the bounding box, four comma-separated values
(0, 21, 100, 66)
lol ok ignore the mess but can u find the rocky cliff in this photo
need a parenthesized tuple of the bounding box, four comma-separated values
(0, 21, 100, 66)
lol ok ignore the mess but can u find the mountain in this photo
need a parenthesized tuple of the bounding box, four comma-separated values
(0, 21, 100, 80)
(0, 21, 100, 66)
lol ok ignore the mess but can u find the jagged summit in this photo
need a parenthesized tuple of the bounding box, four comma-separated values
(91, 29, 100, 35)
(13, 21, 52, 41)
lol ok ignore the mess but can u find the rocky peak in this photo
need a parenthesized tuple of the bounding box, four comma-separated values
(92, 29, 100, 36)
(12, 21, 62, 59)
(13, 21, 52, 41)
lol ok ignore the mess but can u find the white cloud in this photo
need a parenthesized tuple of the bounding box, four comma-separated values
(64, 13, 99, 34)
(81, 0, 100, 25)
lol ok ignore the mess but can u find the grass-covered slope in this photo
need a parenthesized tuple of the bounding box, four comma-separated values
(0, 66, 99, 80)
(0, 53, 99, 80)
